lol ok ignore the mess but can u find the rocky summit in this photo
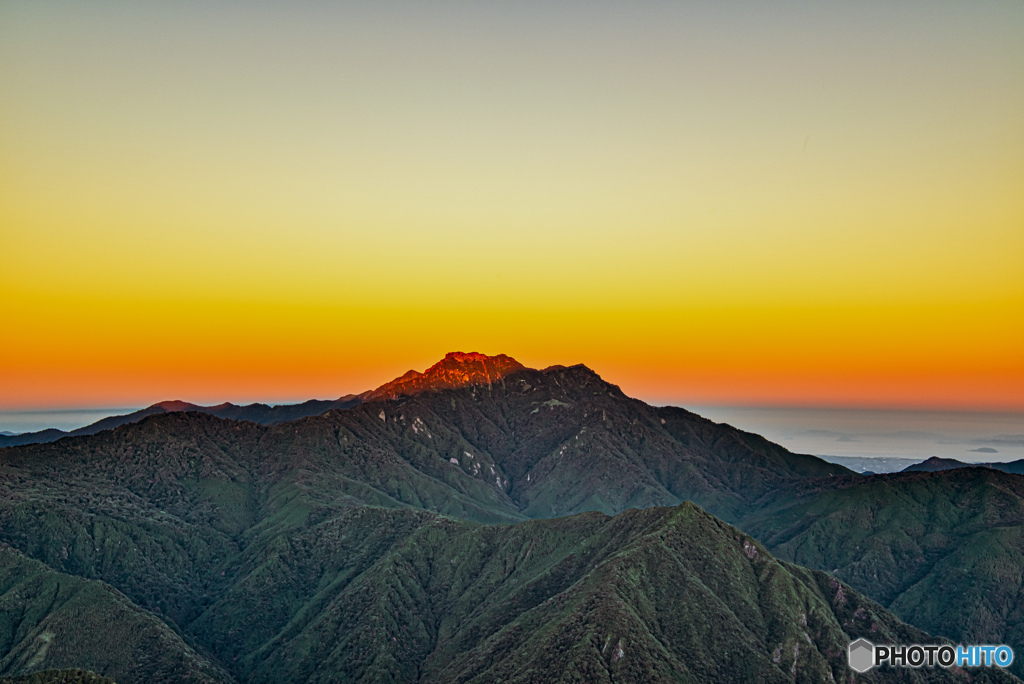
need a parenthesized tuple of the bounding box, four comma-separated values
(364, 351, 527, 401)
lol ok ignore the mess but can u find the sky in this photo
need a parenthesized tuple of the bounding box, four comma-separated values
(2, 0, 1022, 411)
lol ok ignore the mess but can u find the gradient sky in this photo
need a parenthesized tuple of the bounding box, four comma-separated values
(2, 1, 1022, 410)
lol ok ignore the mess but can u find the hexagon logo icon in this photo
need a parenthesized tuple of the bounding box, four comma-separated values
(848, 638, 875, 673)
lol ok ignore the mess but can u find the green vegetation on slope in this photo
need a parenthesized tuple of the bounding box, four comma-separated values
(196, 503, 1007, 683)
(250, 363, 849, 524)
(740, 468, 1024, 677)
(0, 547, 228, 683)
(0, 421, 998, 683)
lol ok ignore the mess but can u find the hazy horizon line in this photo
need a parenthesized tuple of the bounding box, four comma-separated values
(2, 399, 1022, 416)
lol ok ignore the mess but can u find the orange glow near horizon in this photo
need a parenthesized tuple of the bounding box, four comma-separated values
(2, 2, 1022, 412)
(3, 294, 1021, 411)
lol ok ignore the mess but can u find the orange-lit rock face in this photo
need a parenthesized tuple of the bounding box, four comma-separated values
(366, 352, 527, 401)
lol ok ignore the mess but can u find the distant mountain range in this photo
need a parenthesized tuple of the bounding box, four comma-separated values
(0, 353, 1021, 683)
(902, 455, 1024, 475)
(0, 397, 363, 448)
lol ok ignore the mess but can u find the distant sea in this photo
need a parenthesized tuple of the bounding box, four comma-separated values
(2, 404, 1021, 476)
(687, 405, 1024, 473)
(0, 408, 137, 434)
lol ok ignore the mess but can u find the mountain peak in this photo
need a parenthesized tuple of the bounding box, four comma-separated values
(442, 351, 495, 363)
(366, 352, 527, 401)
(151, 400, 202, 412)
(902, 456, 973, 473)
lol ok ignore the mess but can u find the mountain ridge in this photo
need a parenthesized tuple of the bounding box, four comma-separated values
(0, 352, 529, 448)
(0, 360, 849, 522)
